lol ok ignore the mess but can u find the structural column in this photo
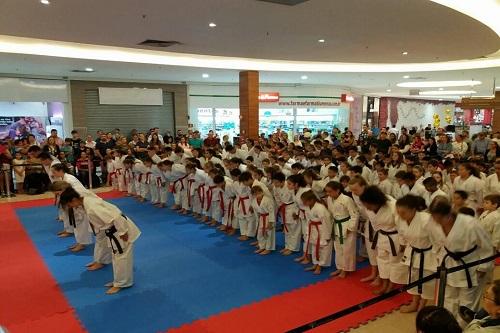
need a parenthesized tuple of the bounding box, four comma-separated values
(492, 91, 500, 133)
(239, 71, 259, 139)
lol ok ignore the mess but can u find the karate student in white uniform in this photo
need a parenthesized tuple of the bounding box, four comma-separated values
(422, 177, 448, 207)
(395, 194, 445, 313)
(213, 174, 236, 232)
(453, 163, 485, 213)
(148, 160, 167, 207)
(273, 172, 301, 255)
(325, 181, 359, 278)
(287, 174, 312, 265)
(251, 185, 276, 255)
(123, 157, 146, 198)
(428, 197, 494, 318)
(162, 160, 189, 213)
(236, 172, 256, 240)
(51, 164, 93, 252)
(60, 187, 141, 295)
(484, 160, 500, 196)
(349, 176, 380, 286)
(360, 186, 403, 295)
(301, 190, 333, 275)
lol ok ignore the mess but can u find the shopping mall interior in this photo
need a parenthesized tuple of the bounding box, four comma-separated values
(0, 1, 499, 333)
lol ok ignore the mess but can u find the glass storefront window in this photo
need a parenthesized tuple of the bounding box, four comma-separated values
(259, 108, 294, 137)
(197, 108, 215, 136)
(215, 108, 240, 141)
(295, 108, 349, 136)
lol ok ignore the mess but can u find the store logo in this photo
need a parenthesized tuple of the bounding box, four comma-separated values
(341, 94, 354, 103)
(259, 92, 280, 102)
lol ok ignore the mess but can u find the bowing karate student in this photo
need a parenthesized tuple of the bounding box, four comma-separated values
(287, 174, 312, 265)
(324, 181, 359, 278)
(51, 164, 94, 252)
(360, 186, 404, 295)
(140, 157, 155, 202)
(205, 167, 224, 227)
(111, 149, 126, 192)
(213, 174, 236, 233)
(484, 160, 500, 196)
(149, 160, 167, 207)
(60, 187, 141, 295)
(123, 157, 146, 198)
(348, 176, 380, 286)
(49, 181, 112, 271)
(250, 185, 276, 255)
(162, 160, 189, 213)
(428, 197, 494, 318)
(453, 163, 485, 213)
(272, 172, 301, 255)
(185, 161, 208, 220)
(395, 195, 445, 313)
(300, 190, 333, 275)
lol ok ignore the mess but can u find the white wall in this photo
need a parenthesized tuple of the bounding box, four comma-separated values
(393, 99, 455, 129)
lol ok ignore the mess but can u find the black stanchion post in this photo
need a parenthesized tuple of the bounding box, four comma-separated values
(437, 264, 448, 307)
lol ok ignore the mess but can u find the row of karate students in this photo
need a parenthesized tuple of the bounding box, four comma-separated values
(115, 152, 500, 322)
(46, 163, 141, 295)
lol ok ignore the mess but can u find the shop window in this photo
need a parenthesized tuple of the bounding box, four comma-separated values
(259, 109, 294, 137)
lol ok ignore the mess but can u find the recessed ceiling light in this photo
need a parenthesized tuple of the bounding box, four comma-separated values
(40, 0, 50, 4)
(318, 39, 325, 43)
(386, 89, 392, 92)
(209, 22, 217, 28)
(439, 87, 444, 91)
(84, 67, 94, 72)
(419, 90, 476, 95)
(403, 75, 410, 79)
(202, 73, 210, 78)
(439, 99, 443, 101)
(301, 75, 308, 80)
(397, 80, 482, 88)
(402, 51, 408, 55)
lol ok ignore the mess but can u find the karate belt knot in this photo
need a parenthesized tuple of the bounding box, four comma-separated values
(197, 184, 206, 208)
(409, 245, 433, 294)
(333, 216, 350, 245)
(371, 229, 399, 256)
(259, 213, 269, 237)
(278, 202, 293, 232)
(206, 185, 218, 211)
(172, 175, 188, 193)
(68, 207, 76, 228)
(238, 196, 250, 215)
(227, 197, 236, 227)
(187, 179, 196, 207)
(441, 245, 478, 288)
(105, 225, 124, 255)
(305, 220, 322, 261)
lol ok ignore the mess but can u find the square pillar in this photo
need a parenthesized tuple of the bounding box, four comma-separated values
(492, 91, 500, 133)
(239, 71, 259, 139)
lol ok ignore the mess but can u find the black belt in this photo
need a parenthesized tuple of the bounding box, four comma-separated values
(409, 245, 433, 294)
(68, 207, 76, 228)
(441, 245, 478, 288)
(105, 225, 124, 254)
(371, 229, 398, 256)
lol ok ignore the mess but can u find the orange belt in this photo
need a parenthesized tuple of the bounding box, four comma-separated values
(305, 220, 322, 261)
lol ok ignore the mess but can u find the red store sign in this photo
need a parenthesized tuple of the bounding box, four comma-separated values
(259, 92, 280, 102)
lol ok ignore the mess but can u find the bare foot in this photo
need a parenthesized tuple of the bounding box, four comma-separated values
(313, 266, 322, 275)
(209, 221, 217, 226)
(400, 303, 419, 313)
(250, 240, 259, 246)
(58, 232, 73, 238)
(71, 244, 85, 252)
(238, 235, 249, 241)
(282, 249, 293, 256)
(68, 243, 78, 249)
(369, 277, 382, 287)
(57, 230, 67, 236)
(179, 209, 187, 214)
(356, 256, 367, 263)
(85, 261, 96, 267)
(330, 270, 342, 277)
(360, 275, 376, 283)
(338, 271, 347, 278)
(106, 286, 121, 295)
(279, 248, 286, 254)
(300, 258, 311, 265)
(227, 229, 236, 236)
(294, 255, 306, 262)
(87, 263, 105, 271)
(260, 250, 271, 255)
(304, 265, 316, 272)
(218, 225, 227, 231)
(254, 249, 264, 254)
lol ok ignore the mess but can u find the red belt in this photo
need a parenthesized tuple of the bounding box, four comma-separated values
(115, 168, 122, 175)
(238, 196, 250, 215)
(187, 179, 196, 207)
(172, 175, 188, 193)
(156, 177, 163, 188)
(305, 220, 322, 261)
(260, 213, 269, 237)
(197, 184, 205, 208)
(145, 172, 153, 184)
(227, 197, 235, 227)
(206, 185, 218, 211)
(299, 208, 306, 219)
(278, 202, 293, 232)
(219, 191, 225, 217)
(123, 169, 130, 186)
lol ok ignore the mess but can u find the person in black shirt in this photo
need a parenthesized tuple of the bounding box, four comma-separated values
(70, 130, 83, 159)
(376, 131, 392, 154)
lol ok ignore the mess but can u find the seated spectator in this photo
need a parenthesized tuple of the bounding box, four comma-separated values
(416, 306, 461, 333)
(464, 280, 500, 332)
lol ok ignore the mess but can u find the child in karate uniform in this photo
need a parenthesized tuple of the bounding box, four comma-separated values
(237, 172, 257, 241)
(162, 160, 189, 213)
(206, 168, 224, 227)
(140, 157, 155, 202)
(251, 185, 276, 255)
(325, 181, 359, 278)
(123, 157, 146, 198)
(272, 172, 301, 255)
(213, 174, 236, 232)
(149, 160, 166, 207)
(301, 190, 333, 275)
(288, 174, 312, 265)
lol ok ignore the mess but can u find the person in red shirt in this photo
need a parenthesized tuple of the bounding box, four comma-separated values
(203, 130, 220, 148)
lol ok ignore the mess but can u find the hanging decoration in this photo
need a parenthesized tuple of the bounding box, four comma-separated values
(433, 113, 440, 128)
(444, 108, 453, 124)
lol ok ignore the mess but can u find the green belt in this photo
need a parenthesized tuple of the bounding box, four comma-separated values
(334, 216, 350, 245)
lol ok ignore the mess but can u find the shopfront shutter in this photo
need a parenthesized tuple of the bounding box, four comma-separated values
(84, 89, 174, 136)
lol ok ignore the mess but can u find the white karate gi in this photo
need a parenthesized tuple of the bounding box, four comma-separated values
(484, 173, 500, 196)
(236, 183, 254, 237)
(320, 163, 334, 178)
(453, 175, 484, 212)
(294, 186, 312, 254)
(304, 202, 333, 267)
(165, 164, 189, 209)
(424, 188, 448, 207)
(275, 185, 301, 252)
(388, 163, 406, 182)
(437, 214, 494, 316)
(398, 211, 444, 300)
(83, 196, 141, 288)
(352, 193, 378, 266)
(326, 193, 359, 272)
(378, 178, 394, 197)
(148, 165, 165, 204)
(206, 178, 222, 221)
(251, 195, 276, 251)
(190, 169, 209, 215)
(110, 156, 126, 192)
(366, 197, 404, 282)
(220, 178, 237, 228)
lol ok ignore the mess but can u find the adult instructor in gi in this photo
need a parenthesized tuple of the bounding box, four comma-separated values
(60, 187, 141, 294)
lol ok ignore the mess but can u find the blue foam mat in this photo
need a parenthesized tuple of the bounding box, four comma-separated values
(16, 198, 361, 333)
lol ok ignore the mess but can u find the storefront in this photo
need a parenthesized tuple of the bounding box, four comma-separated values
(189, 84, 351, 139)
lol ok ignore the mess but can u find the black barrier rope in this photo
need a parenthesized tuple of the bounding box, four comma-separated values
(286, 251, 500, 333)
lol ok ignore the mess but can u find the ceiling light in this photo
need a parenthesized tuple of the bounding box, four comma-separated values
(301, 75, 308, 80)
(397, 80, 482, 88)
(40, 0, 50, 4)
(403, 75, 410, 79)
(439, 87, 444, 91)
(318, 39, 325, 43)
(402, 51, 408, 55)
(84, 67, 94, 72)
(386, 89, 392, 92)
(419, 90, 476, 95)
(209, 22, 217, 28)
(202, 73, 210, 78)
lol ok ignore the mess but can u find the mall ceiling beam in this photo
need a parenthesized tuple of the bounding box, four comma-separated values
(239, 70, 259, 139)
